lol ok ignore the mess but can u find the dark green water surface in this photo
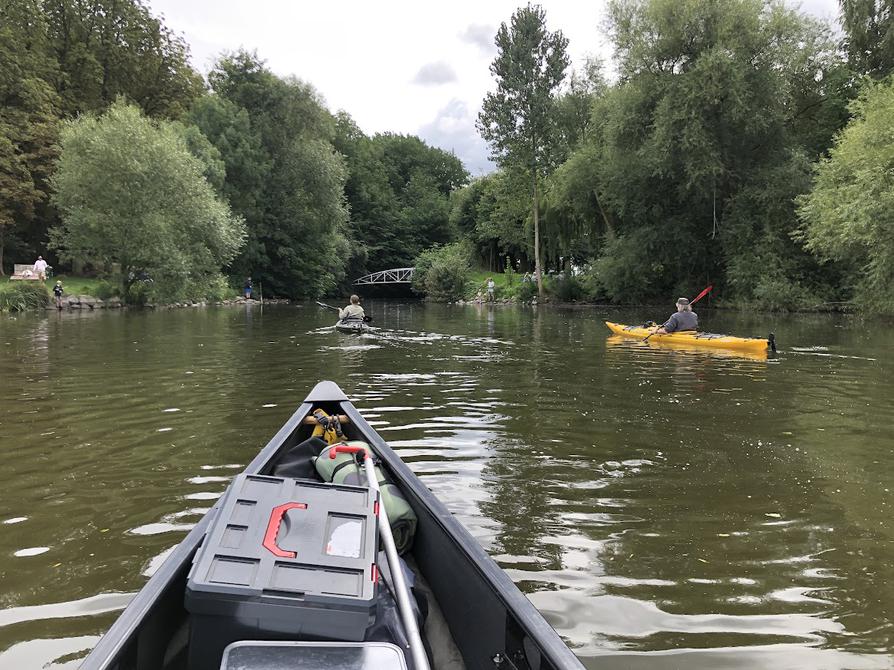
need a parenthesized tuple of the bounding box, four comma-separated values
(0, 303, 892, 669)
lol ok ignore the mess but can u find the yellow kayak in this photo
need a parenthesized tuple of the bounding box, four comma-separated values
(605, 321, 773, 354)
(605, 335, 769, 361)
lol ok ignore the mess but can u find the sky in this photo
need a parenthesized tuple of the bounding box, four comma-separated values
(146, 0, 841, 177)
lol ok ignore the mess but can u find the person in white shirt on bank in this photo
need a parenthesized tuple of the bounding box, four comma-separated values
(33, 256, 48, 281)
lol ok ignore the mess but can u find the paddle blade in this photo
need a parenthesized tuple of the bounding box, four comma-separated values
(690, 285, 713, 305)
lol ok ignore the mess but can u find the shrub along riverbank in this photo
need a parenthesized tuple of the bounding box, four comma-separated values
(0, 276, 248, 313)
(0, 282, 50, 312)
(410, 245, 854, 312)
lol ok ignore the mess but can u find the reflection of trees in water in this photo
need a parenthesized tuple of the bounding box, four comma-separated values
(478, 308, 602, 574)
(26, 317, 51, 382)
(475, 315, 891, 654)
(774, 353, 894, 653)
(2, 302, 885, 659)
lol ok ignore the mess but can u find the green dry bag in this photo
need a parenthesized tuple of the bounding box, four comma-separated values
(314, 441, 417, 555)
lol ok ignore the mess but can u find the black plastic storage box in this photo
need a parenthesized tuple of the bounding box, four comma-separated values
(185, 474, 379, 670)
(220, 641, 408, 670)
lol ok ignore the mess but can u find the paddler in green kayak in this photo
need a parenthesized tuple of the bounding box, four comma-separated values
(652, 297, 698, 334)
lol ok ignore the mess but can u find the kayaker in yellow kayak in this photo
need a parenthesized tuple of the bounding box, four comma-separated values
(652, 297, 698, 334)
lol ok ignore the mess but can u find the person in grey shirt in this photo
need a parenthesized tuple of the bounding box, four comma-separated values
(654, 297, 698, 334)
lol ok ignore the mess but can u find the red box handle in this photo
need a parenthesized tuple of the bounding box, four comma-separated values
(262, 502, 307, 558)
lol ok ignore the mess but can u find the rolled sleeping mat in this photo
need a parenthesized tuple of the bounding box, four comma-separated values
(315, 441, 418, 555)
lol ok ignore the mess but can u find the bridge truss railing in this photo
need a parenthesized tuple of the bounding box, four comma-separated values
(353, 267, 415, 285)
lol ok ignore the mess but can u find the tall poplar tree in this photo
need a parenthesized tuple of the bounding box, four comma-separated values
(477, 4, 569, 296)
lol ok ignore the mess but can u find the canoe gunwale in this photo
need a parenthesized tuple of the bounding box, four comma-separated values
(340, 400, 582, 670)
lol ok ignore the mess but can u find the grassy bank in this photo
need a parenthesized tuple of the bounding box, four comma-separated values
(45, 276, 104, 295)
(0, 276, 111, 312)
(2, 275, 105, 293)
(463, 269, 572, 303)
(460, 269, 863, 313)
(2, 275, 243, 308)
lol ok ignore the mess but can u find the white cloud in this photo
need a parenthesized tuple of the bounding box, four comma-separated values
(417, 99, 495, 176)
(412, 62, 458, 86)
(459, 24, 497, 55)
(146, 0, 841, 176)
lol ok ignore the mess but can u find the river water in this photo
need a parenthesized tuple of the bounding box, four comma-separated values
(0, 303, 892, 669)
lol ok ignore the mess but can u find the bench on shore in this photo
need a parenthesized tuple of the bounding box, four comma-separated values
(9, 264, 42, 281)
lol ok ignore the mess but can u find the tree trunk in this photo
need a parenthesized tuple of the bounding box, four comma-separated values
(592, 188, 614, 238)
(532, 171, 543, 297)
(0, 227, 5, 276)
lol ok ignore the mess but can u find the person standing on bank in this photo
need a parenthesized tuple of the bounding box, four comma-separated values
(53, 281, 64, 309)
(653, 297, 699, 334)
(33, 255, 48, 281)
(339, 294, 365, 320)
(243, 277, 252, 300)
(486, 277, 495, 302)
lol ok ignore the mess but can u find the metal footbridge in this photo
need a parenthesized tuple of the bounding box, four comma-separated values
(353, 267, 415, 286)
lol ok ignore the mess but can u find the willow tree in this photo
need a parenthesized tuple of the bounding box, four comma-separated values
(51, 101, 245, 300)
(477, 4, 569, 296)
(797, 79, 894, 311)
(840, 0, 894, 78)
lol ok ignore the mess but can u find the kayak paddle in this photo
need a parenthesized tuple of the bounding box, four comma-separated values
(689, 284, 714, 306)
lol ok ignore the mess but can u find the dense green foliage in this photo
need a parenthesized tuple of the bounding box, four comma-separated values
(412, 243, 472, 302)
(797, 78, 894, 312)
(195, 52, 351, 298)
(4, 0, 894, 310)
(579, 0, 848, 306)
(478, 4, 569, 296)
(334, 114, 468, 277)
(0, 281, 50, 311)
(51, 101, 245, 302)
(841, 0, 894, 78)
(450, 172, 530, 272)
(0, 2, 60, 276)
(458, 0, 870, 309)
(0, 3, 463, 301)
(0, 0, 203, 272)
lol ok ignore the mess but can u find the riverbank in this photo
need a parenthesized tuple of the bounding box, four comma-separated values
(459, 270, 861, 313)
(40, 295, 281, 311)
(1, 276, 286, 313)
